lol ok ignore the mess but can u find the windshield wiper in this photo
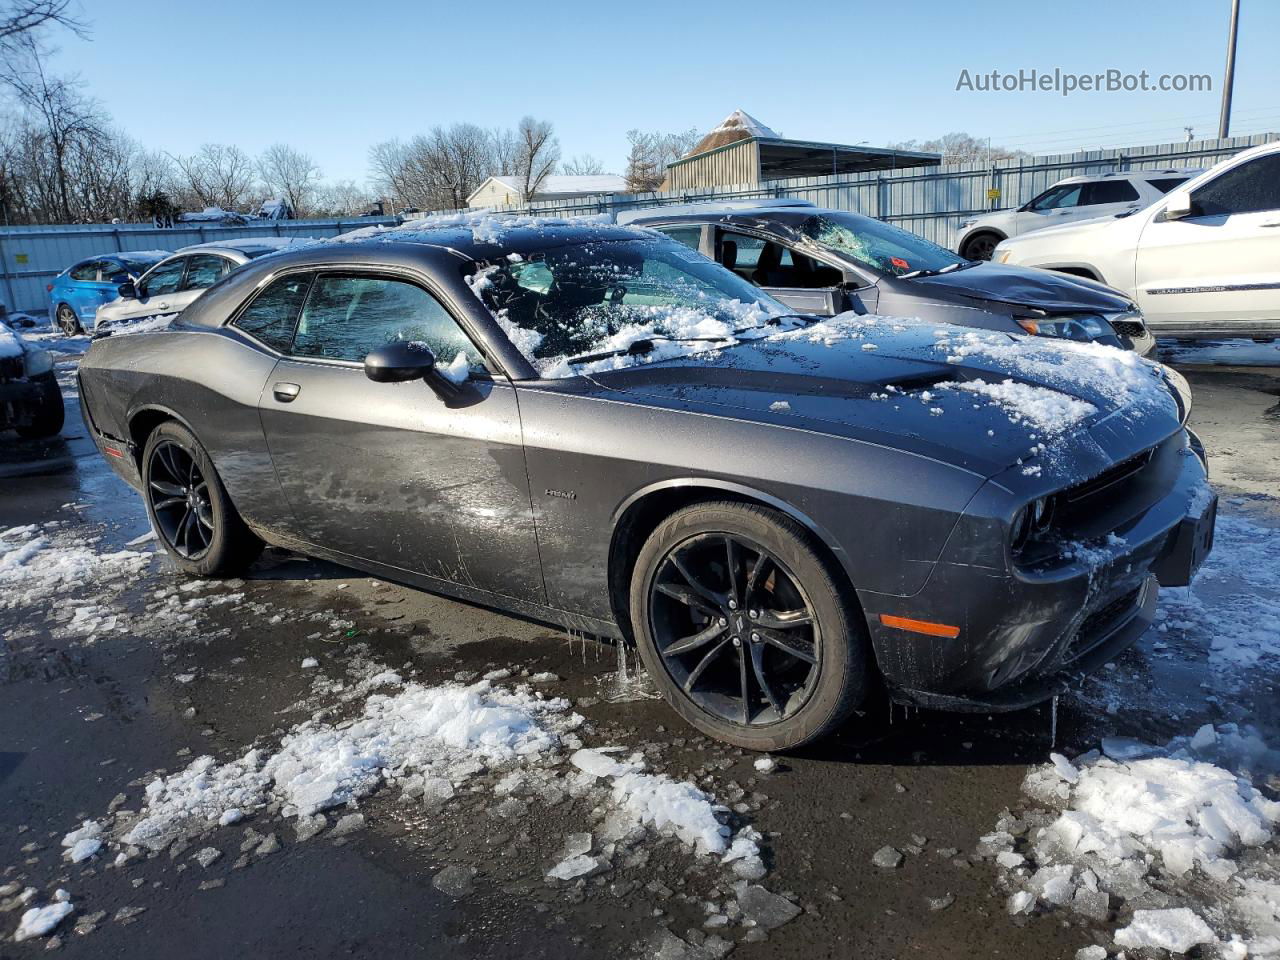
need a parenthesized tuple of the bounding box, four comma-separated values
(898, 261, 975, 280)
(566, 335, 731, 366)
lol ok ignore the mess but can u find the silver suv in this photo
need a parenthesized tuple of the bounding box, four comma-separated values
(956, 169, 1201, 261)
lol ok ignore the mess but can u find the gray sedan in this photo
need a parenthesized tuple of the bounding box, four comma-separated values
(78, 219, 1213, 751)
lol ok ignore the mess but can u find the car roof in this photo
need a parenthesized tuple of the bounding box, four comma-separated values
(177, 237, 307, 257)
(330, 216, 653, 259)
(1050, 169, 1203, 186)
(624, 205, 849, 230)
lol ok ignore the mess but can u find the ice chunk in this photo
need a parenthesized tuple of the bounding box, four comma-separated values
(432, 864, 474, 897)
(753, 757, 776, 774)
(301, 657, 319, 669)
(1113, 907, 1215, 954)
(14, 901, 74, 941)
(1074, 947, 1107, 960)
(1189, 724, 1218, 752)
(546, 854, 603, 880)
(1007, 891, 1035, 915)
(735, 884, 801, 930)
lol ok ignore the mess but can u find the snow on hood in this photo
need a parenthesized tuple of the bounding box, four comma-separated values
(0, 326, 26, 358)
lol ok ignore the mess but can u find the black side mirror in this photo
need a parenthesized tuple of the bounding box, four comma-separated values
(363, 341, 460, 400)
(118, 281, 137, 299)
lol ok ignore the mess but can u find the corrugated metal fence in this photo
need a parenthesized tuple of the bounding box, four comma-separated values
(0, 216, 398, 313)
(430, 132, 1276, 248)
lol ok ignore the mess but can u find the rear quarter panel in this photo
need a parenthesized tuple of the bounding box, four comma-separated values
(79, 328, 293, 536)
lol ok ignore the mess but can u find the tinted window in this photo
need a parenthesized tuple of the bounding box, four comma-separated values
(1192, 154, 1280, 216)
(104, 260, 135, 284)
(1083, 180, 1139, 204)
(1029, 184, 1084, 211)
(655, 226, 702, 250)
(232, 274, 310, 352)
(142, 258, 187, 296)
(1147, 177, 1190, 194)
(183, 255, 229, 291)
(291, 276, 482, 370)
(69, 261, 98, 282)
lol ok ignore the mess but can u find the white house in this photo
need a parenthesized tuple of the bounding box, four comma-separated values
(467, 174, 627, 209)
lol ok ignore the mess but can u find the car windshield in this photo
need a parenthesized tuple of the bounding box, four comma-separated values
(470, 237, 791, 377)
(798, 211, 967, 277)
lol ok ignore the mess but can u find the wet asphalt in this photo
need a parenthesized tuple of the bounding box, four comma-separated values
(1, 338, 1277, 959)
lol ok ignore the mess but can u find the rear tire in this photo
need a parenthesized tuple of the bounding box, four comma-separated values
(55, 304, 82, 336)
(141, 421, 263, 577)
(629, 501, 870, 751)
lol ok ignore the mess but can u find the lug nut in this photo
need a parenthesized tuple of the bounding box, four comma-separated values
(718, 617, 728, 626)
(749, 609, 759, 619)
(751, 633, 761, 643)
(731, 636, 741, 647)
(728, 600, 738, 610)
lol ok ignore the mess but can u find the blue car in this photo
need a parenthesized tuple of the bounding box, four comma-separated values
(47, 250, 171, 335)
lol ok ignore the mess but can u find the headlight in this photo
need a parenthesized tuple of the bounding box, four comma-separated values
(1010, 497, 1052, 553)
(1015, 313, 1110, 342)
(23, 347, 54, 377)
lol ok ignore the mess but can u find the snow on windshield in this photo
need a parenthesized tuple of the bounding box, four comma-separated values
(465, 238, 790, 378)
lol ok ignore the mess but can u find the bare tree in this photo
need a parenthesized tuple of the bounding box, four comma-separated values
(623, 127, 698, 192)
(0, 0, 84, 64)
(515, 116, 559, 201)
(312, 179, 371, 217)
(488, 127, 519, 177)
(560, 153, 605, 176)
(889, 132, 1028, 166)
(258, 142, 321, 216)
(173, 143, 255, 210)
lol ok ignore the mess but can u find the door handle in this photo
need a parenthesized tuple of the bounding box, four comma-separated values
(155, 302, 170, 310)
(273, 382, 301, 403)
(1262, 221, 1280, 228)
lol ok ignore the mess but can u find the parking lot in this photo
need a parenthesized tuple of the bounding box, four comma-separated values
(2, 335, 1277, 959)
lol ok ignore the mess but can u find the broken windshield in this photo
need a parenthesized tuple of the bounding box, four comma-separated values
(799, 212, 967, 278)
(468, 237, 791, 377)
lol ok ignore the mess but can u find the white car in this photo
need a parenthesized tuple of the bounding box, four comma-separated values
(991, 141, 1280, 338)
(94, 238, 308, 332)
(955, 170, 1200, 261)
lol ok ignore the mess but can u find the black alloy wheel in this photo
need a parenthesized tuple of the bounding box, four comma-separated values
(961, 233, 1000, 262)
(147, 439, 215, 559)
(648, 533, 821, 727)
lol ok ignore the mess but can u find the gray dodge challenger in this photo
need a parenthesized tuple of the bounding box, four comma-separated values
(77, 217, 1217, 751)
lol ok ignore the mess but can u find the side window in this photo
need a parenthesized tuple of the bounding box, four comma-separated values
(291, 276, 483, 371)
(656, 226, 702, 250)
(721, 231, 766, 269)
(143, 258, 187, 297)
(104, 261, 134, 284)
(183, 255, 230, 291)
(1191, 154, 1280, 217)
(70, 261, 99, 281)
(231, 274, 311, 352)
(1082, 180, 1139, 205)
(1147, 177, 1189, 194)
(1029, 184, 1083, 211)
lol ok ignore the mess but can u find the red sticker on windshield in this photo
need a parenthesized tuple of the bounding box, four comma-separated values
(890, 257, 909, 269)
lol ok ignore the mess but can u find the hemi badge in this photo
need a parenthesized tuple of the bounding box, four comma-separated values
(879, 614, 960, 639)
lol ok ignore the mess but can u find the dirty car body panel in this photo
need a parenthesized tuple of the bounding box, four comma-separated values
(77, 222, 1213, 714)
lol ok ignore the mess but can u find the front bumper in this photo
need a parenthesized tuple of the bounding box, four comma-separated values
(0, 373, 60, 430)
(859, 433, 1214, 712)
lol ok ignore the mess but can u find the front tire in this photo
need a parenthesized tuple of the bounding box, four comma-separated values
(959, 231, 1003, 262)
(142, 421, 263, 577)
(55, 304, 82, 336)
(629, 502, 870, 751)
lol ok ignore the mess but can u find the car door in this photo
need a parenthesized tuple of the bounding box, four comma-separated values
(255, 269, 544, 603)
(1014, 183, 1086, 236)
(1134, 152, 1280, 330)
(714, 228, 849, 315)
(66, 260, 109, 324)
(113, 256, 188, 323)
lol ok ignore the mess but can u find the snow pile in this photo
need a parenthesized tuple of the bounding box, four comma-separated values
(340, 210, 617, 247)
(61, 820, 104, 863)
(97, 312, 178, 337)
(1156, 509, 1280, 674)
(989, 725, 1280, 954)
(938, 378, 1097, 434)
(0, 327, 25, 358)
(13, 898, 73, 942)
(0, 524, 151, 614)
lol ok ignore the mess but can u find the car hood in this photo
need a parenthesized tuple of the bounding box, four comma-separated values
(589, 314, 1184, 488)
(904, 262, 1131, 313)
(1001, 213, 1124, 247)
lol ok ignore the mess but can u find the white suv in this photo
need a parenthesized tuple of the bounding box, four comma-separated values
(956, 170, 1199, 261)
(992, 141, 1280, 338)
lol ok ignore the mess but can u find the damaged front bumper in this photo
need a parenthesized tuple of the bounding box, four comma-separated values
(858, 430, 1215, 713)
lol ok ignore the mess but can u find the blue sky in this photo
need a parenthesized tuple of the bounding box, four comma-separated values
(50, 0, 1280, 185)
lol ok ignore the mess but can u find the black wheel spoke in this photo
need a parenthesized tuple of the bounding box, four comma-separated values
(150, 480, 184, 497)
(725, 537, 742, 605)
(737, 643, 750, 724)
(748, 641, 784, 717)
(755, 608, 814, 631)
(153, 495, 186, 511)
(757, 627, 817, 665)
(655, 581, 720, 618)
(195, 503, 214, 530)
(663, 621, 727, 658)
(669, 552, 727, 610)
(683, 638, 729, 693)
(745, 552, 771, 604)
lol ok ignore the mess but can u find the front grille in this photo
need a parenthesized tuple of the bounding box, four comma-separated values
(1065, 586, 1142, 663)
(0, 356, 22, 383)
(1062, 449, 1155, 504)
(1111, 320, 1147, 337)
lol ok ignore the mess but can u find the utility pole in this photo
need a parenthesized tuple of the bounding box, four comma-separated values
(1217, 0, 1241, 139)
(1185, 126, 1195, 142)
